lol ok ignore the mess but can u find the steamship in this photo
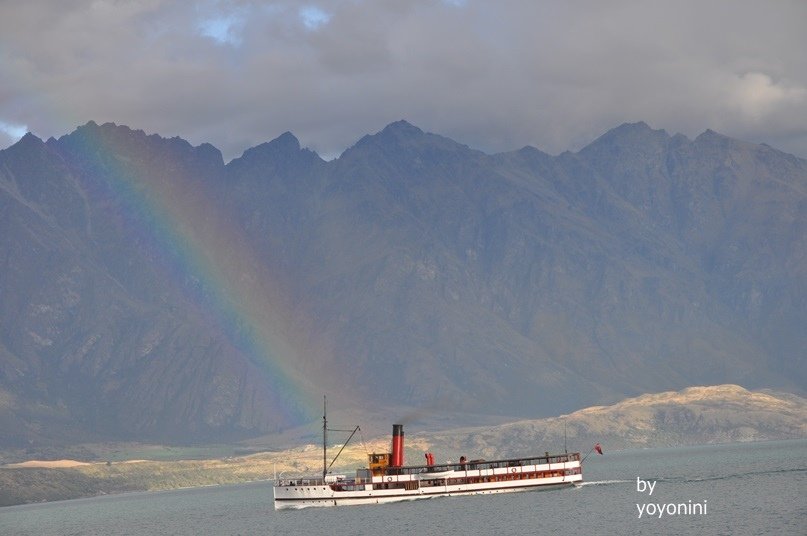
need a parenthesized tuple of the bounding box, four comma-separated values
(273, 401, 583, 509)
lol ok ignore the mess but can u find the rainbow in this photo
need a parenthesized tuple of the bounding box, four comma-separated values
(63, 123, 320, 428)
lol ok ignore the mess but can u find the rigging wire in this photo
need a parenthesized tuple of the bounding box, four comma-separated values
(326, 425, 360, 473)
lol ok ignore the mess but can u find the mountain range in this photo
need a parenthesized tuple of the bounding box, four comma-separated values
(0, 119, 805, 446)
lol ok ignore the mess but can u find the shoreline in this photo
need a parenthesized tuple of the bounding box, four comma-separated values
(0, 441, 376, 508)
(4, 459, 151, 469)
(2, 437, 805, 508)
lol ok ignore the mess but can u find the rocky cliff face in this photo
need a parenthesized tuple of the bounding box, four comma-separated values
(0, 120, 804, 445)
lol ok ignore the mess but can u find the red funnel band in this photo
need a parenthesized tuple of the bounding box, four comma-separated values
(391, 424, 404, 467)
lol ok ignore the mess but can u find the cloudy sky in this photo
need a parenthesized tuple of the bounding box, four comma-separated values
(1, 0, 805, 161)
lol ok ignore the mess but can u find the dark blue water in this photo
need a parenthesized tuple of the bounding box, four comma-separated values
(2, 439, 805, 535)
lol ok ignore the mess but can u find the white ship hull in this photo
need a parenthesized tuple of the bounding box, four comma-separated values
(274, 456, 582, 509)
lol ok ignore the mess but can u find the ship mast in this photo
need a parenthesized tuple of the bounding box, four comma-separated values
(321, 395, 361, 480)
(323, 395, 327, 480)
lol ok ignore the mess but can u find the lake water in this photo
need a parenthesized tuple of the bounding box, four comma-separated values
(2, 439, 805, 535)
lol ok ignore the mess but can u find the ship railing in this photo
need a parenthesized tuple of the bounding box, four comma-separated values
(277, 476, 369, 487)
(276, 477, 329, 487)
(385, 452, 580, 477)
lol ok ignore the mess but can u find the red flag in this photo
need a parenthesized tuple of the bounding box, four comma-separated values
(594, 443, 603, 455)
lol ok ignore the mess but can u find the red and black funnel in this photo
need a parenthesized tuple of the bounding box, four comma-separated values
(391, 424, 404, 467)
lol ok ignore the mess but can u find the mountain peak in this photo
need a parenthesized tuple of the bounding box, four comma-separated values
(380, 119, 424, 138)
(233, 131, 309, 162)
(345, 119, 477, 159)
(272, 131, 302, 151)
(619, 120, 652, 131)
(597, 121, 669, 143)
(66, 121, 148, 147)
(3, 131, 47, 159)
(226, 131, 322, 177)
(578, 121, 672, 160)
(16, 131, 44, 148)
(694, 128, 731, 143)
(75, 120, 125, 135)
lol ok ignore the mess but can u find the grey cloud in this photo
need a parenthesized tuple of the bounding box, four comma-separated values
(1, 0, 805, 161)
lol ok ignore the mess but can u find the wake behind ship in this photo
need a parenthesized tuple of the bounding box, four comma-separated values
(273, 419, 583, 509)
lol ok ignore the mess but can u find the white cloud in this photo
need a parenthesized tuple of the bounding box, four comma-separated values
(728, 72, 806, 122)
(0, 121, 27, 148)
